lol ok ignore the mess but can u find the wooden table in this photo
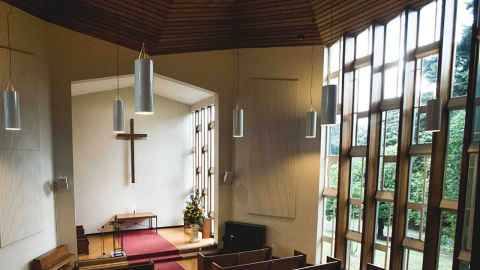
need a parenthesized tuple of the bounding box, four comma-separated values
(112, 212, 158, 252)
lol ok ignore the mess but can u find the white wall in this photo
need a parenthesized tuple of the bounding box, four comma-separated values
(72, 88, 193, 234)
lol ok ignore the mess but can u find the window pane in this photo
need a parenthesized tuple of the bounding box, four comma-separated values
(408, 156, 431, 204)
(443, 110, 466, 200)
(328, 123, 340, 156)
(347, 240, 362, 270)
(349, 204, 363, 232)
(451, 0, 474, 97)
(406, 208, 427, 241)
(353, 115, 369, 146)
(437, 211, 457, 270)
(412, 108, 433, 145)
(330, 41, 341, 73)
(356, 28, 372, 59)
(406, 11, 418, 51)
(403, 249, 423, 270)
(321, 240, 333, 264)
(415, 55, 438, 106)
(355, 66, 371, 112)
(378, 158, 396, 191)
(323, 197, 337, 237)
(375, 202, 393, 269)
(418, 1, 440, 46)
(350, 157, 366, 200)
(384, 65, 400, 99)
(462, 154, 478, 251)
(385, 16, 401, 63)
(327, 159, 338, 189)
(381, 110, 400, 156)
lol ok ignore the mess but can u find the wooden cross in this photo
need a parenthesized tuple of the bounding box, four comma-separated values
(116, 119, 147, 183)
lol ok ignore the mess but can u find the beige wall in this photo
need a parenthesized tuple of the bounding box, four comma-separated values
(0, 3, 57, 270)
(72, 89, 193, 234)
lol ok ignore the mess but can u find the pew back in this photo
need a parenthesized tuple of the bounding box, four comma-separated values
(367, 264, 384, 270)
(212, 252, 306, 270)
(198, 247, 272, 270)
(31, 245, 76, 270)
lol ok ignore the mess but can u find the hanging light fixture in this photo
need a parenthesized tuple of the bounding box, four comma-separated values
(2, 10, 21, 131)
(320, 85, 337, 125)
(306, 46, 317, 138)
(113, 46, 125, 133)
(319, 0, 337, 126)
(233, 49, 244, 138)
(134, 42, 154, 115)
(426, 98, 441, 132)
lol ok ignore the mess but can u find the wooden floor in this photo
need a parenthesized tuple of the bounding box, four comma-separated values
(79, 227, 215, 261)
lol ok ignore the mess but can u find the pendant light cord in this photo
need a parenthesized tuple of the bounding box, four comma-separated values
(309, 46, 314, 109)
(116, 46, 120, 99)
(7, 9, 13, 89)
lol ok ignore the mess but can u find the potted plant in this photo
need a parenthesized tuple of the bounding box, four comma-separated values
(183, 192, 204, 242)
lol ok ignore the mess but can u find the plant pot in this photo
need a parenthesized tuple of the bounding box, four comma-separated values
(202, 218, 212, 239)
(191, 224, 201, 243)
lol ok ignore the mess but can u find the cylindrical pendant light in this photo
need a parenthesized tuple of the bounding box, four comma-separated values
(306, 109, 317, 138)
(233, 49, 244, 138)
(233, 106, 244, 138)
(3, 83, 21, 131)
(113, 46, 125, 133)
(3, 11, 21, 131)
(320, 85, 337, 125)
(134, 43, 154, 115)
(426, 98, 441, 132)
(305, 46, 318, 138)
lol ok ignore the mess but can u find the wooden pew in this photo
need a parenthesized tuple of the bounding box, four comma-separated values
(293, 257, 341, 270)
(210, 251, 307, 270)
(31, 245, 76, 270)
(198, 247, 272, 270)
(366, 263, 384, 270)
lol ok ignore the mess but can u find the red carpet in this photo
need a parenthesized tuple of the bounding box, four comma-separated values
(155, 262, 184, 270)
(123, 230, 180, 262)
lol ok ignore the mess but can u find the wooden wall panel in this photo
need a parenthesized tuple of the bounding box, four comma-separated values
(246, 78, 298, 219)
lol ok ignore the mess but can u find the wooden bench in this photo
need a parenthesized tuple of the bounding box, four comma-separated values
(293, 257, 341, 270)
(198, 247, 272, 270)
(31, 245, 76, 270)
(366, 263, 384, 270)
(211, 251, 307, 270)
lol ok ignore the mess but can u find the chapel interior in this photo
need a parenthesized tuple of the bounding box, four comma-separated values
(0, 1, 479, 270)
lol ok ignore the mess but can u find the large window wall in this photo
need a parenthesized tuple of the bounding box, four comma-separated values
(319, 0, 479, 269)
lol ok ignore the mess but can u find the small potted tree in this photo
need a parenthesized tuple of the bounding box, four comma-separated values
(183, 192, 204, 242)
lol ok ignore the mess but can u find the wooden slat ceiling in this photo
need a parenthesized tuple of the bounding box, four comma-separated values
(5, 0, 431, 55)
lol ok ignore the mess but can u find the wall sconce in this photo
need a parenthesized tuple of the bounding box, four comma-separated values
(426, 99, 441, 132)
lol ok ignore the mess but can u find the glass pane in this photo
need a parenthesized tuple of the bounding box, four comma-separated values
(330, 41, 341, 73)
(403, 249, 423, 270)
(350, 157, 366, 199)
(412, 108, 433, 145)
(356, 28, 371, 59)
(323, 197, 337, 237)
(349, 204, 363, 232)
(408, 156, 431, 204)
(406, 208, 427, 241)
(385, 16, 401, 63)
(353, 115, 369, 146)
(327, 159, 339, 188)
(472, 105, 480, 143)
(443, 110, 466, 200)
(384, 65, 400, 99)
(376, 201, 393, 244)
(374, 249, 390, 270)
(462, 154, 478, 251)
(347, 240, 362, 270)
(418, 1, 439, 46)
(437, 211, 457, 270)
(323, 48, 329, 80)
(355, 66, 371, 112)
(381, 110, 400, 155)
(328, 123, 340, 155)
(406, 11, 418, 52)
(451, 0, 474, 97)
(415, 55, 438, 106)
(321, 241, 333, 264)
(378, 159, 396, 191)
(345, 37, 355, 64)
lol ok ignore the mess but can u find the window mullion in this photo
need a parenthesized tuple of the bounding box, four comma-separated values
(423, 0, 456, 269)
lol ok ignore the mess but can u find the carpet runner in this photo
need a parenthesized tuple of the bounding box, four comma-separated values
(123, 230, 181, 264)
